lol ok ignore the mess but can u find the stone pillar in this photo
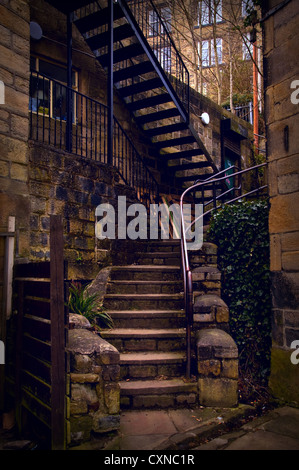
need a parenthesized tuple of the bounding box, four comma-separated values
(68, 318, 120, 446)
(196, 329, 239, 407)
(0, 0, 30, 258)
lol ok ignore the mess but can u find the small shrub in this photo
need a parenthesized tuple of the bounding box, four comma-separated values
(68, 281, 114, 331)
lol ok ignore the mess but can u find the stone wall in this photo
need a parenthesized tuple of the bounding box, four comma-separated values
(196, 329, 239, 408)
(28, 141, 139, 279)
(0, 0, 30, 258)
(189, 88, 253, 172)
(68, 314, 120, 446)
(263, 0, 299, 403)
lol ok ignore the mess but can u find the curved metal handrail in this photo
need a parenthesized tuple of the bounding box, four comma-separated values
(180, 162, 267, 378)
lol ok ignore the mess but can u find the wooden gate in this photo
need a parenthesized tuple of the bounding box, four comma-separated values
(12, 215, 70, 449)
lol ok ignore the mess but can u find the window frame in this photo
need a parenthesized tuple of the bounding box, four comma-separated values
(242, 32, 253, 60)
(198, 0, 223, 27)
(199, 37, 222, 68)
(148, 5, 172, 37)
(30, 56, 78, 122)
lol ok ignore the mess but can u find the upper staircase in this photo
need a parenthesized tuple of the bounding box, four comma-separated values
(61, 0, 219, 191)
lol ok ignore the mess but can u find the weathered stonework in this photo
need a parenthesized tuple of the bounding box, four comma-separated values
(193, 294, 230, 332)
(196, 329, 238, 407)
(68, 326, 120, 446)
(0, 0, 30, 259)
(263, 0, 299, 404)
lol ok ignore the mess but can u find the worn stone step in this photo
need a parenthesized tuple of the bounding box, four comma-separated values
(136, 252, 180, 266)
(106, 280, 183, 295)
(109, 265, 181, 281)
(106, 309, 185, 328)
(120, 378, 198, 409)
(119, 351, 186, 379)
(103, 293, 184, 310)
(144, 240, 181, 253)
(101, 328, 186, 352)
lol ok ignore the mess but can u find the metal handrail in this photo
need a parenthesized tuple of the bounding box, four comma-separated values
(180, 162, 267, 378)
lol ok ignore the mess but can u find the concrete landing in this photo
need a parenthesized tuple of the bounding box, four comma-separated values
(113, 405, 299, 451)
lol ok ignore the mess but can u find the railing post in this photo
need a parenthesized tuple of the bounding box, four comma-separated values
(108, 0, 114, 165)
(66, 11, 73, 153)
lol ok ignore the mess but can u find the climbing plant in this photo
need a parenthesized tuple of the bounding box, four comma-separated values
(208, 199, 272, 397)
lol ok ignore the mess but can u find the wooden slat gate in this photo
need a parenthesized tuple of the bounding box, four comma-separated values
(13, 216, 70, 449)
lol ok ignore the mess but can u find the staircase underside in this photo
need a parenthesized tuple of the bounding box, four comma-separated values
(47, 0, 219, 191)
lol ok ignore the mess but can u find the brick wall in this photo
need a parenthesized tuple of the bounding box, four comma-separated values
(263, 0, 299, 403)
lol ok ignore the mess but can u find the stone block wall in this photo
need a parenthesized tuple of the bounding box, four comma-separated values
(196, 329, 239, 407)
(68, 315, 120, 446)
(189, 88, 253, 171)
(28, 142, 140, 279)
(263, 0, 299, 404)
(0, 0, 31, 258)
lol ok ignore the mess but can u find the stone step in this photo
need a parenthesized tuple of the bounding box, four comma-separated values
(101, 327, 186, 352)
(106, 280, 183, 295)
(136, 252, 180, 266)
(103, 293, 184, 310)
(109, 265, 181, 281)
(106, 309, 185, 329)
(120, 378, 198, 409)
(119, 351, 186, 379)
(144, 240, 181, 253)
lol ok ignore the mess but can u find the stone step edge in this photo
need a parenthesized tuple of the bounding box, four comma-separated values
(101, 328, 186, 338)
(136, 252, 180, 257)
(104, 293, 183, 299)
(120, 351, 186, 365)
(106, 309, 185, 317)
(110, 265, 180, 271)
(108, 280, 183, 285)
(120, 378, 197, 395)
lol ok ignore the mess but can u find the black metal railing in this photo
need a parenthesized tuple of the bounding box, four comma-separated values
(29, 71, 159, 208)
(223, 102, 253, 124)
(180, 163, 268, 378)
(123, 0, 190, 116)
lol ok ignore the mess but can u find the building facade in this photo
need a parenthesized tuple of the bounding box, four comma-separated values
(262, 0, 299, 404)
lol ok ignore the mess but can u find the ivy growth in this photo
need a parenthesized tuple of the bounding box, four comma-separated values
(208, 199, 272, 397)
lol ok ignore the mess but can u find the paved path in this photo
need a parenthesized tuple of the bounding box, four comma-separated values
(1, 405, 299, 451)
(119, 405, 299, 451)
(112, 404, 299, 451)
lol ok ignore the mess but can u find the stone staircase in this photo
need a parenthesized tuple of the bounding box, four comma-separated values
(101, 239, 198, 409)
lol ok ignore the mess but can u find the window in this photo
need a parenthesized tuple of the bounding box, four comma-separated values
(211, 38, 222, 65)
(199, 38, 222, 67)
(242, 32, 253, 60)
(30, 57, 78, 121)
(242, 0, 254, 17)
(201, 40, 210, 67)
(198, 0, 222, 26)
(153, 46, 171, 73)
(149, 9, 159, 37)
(148, 6, 171, 37)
